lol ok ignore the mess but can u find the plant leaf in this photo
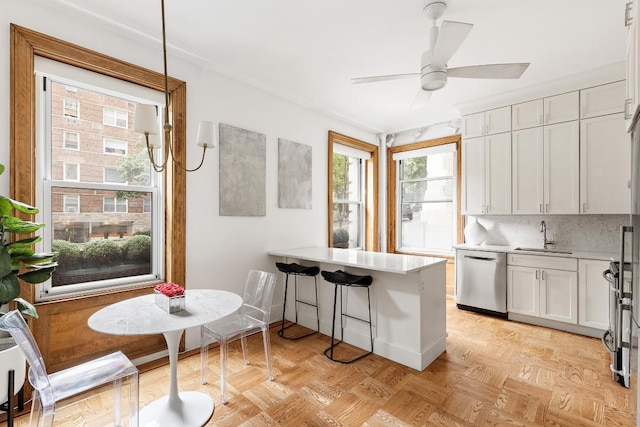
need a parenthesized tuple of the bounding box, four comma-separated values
(0, 246, 12, 278)
(8, 247, 35, 258)
(6, 198, 38, 215)
(16, 253, 57, 265)
(0, 197, 12, 217)
(3, 216, 44, 234)
(0, 164, 4, 176)
(9, 236, 42, 247)
(17, 266, 56, 284)
(0, 273, 20, 305)
(14, 297, 38, 318)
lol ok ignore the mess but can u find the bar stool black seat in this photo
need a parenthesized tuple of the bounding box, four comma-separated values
(275, 262, 320, 340)
(321, 270, 373, 363)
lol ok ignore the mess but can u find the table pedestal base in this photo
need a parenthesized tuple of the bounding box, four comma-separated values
(140, 391, 214, 427)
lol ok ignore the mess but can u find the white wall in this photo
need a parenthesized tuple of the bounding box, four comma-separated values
(1, 1, 376, 347)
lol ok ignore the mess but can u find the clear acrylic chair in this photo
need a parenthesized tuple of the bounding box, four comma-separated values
(0, 310, 139, 427)
(200, 270, 277, 404)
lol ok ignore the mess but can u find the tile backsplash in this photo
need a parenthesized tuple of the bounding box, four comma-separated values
(468, 214, 628, 253)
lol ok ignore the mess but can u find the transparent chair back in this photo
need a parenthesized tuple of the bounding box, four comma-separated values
(0, 310, 139, 427)
(200, 270, 277, 403)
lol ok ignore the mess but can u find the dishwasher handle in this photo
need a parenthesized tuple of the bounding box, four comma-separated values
(464, 255, 499, 262)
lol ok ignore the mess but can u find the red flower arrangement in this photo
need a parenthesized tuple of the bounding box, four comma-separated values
(154, 282, 185, 297)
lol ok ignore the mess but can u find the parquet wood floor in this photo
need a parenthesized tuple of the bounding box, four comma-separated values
(13, 299, 637, 426)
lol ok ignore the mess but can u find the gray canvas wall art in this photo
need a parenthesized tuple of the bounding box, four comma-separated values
(219, 123, 266, 216)
(278, 139, 312, 209)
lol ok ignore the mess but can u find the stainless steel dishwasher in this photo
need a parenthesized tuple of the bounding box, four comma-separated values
(455, 249, 507, 317)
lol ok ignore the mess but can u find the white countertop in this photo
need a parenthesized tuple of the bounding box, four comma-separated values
(453, 244, 617, 262)
(268, 247, 446, 274)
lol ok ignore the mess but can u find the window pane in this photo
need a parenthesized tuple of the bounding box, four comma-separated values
(332, 202, 362, 249)
(332, 153, 361, 201)
(400, 202, 453, 253)
(397, 149, 456, 255)
(64, 163, 79, 181)
(400, 157, 427, 180)
(64, 131, 79, 150)
(51, 81, 151, 187)
(104, 167, 126, 184)
(51, 187, 152, 287)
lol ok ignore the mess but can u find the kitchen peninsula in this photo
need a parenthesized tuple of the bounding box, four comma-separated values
(267, 247, 447, 371)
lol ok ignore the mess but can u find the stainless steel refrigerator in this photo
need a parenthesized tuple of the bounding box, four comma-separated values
(602, 127, 640, 388)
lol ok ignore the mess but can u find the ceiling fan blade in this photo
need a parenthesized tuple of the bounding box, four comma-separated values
(431, 20, 473, 67)
(410, 90, 433, 110)
(351, 73, 420, 84)
(448, 63, 530, 79)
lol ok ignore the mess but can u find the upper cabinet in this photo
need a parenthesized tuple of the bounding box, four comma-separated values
(580, 113, 630, 214)
(580, 81, 625, 119)
(626, 0, 640, 131)
(512, 99, 543, 131)
(543, 91, 579, 125)
(512, 91, 579, 130)
(461, 106, 511, 139)
(462, 132, 512, 215)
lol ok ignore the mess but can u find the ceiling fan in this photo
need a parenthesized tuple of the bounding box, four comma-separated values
(351, 1, 530, 108)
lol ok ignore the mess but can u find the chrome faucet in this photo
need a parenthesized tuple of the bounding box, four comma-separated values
(540, 221, 554, 249)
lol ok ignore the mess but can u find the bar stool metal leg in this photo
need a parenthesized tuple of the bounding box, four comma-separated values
(276, 263, 320, 340)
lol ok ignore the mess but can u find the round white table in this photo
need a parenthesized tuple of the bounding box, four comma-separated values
(88, 289, 242, 427)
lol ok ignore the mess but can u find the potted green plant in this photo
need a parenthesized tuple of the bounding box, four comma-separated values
(0, 163, 56, 416)
(0, 163, 57, 319)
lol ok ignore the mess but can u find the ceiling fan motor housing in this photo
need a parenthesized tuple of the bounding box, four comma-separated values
(421, 49, 447, 91)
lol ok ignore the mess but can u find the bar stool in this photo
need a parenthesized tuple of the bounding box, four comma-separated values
(320, 270, 373, 363)
(275, 262, 320, 340)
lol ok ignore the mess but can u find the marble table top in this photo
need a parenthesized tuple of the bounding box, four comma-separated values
(88, 289, 243, 336)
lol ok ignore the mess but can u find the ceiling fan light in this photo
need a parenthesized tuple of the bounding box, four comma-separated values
(421, 70, 447, 91)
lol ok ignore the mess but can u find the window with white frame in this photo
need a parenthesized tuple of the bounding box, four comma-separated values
(103, 107, 128, 128)
(63, 163, 79, 181)
(63, 98, 79, 120)
(104, 167, 127, 184)
(331, 144, 369, 249)
(63, 131, 79, 150)
(36, 56, 165, 298)
(63, 194, 79, 213)
(104, 138, 127, 155)
(103, 196, 128, 213)
(394, 143, 457, 255)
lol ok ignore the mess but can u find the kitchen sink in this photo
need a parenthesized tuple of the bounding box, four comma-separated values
(514, 247, 572, 254)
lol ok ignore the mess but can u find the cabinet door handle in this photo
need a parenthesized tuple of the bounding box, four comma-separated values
(539, 114, 543, 125)
(545, 203, 549, 213)
(625, 98, 633, 120)
(626, 2, 633, 27)
(545, 113, 549, 124)
(582, 202, 586, 213)
(539, 204, 543, 213)
(541, 270, 546, 280)
(536, 270, 539, 280)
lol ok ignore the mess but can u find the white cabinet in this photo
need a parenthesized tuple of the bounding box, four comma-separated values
(462, 132, 511, 214)
(512, 127, 543, 214)
(580, 113, 630, 214)
(507, 254, 577, 324)
(512, 121, 579, 214)
(544, 121, 580, 214)
(512, 99, 543, 131)
(578, 259, 609, 330)
(461, 106, 511, 139)
(543, 92, 579, 125)
(580, 81, 625, 119)
(626, 0, 640, 131)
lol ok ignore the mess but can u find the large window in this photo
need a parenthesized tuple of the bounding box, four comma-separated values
(37, 59, 165, 297)
(387, 135, 462, 255)
(395, 144, 456, 255)
(328, 131, 378, 251)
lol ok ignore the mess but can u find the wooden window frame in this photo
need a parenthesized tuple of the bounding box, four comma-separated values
(327, 131, 379, 251)
(387, 134, 464, 255)
(10, 24, 185, 373)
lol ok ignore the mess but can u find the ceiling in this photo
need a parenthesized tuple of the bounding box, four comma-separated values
(47, 0, 626, 134)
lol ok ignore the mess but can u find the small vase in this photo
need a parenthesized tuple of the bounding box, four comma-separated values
(464, 218, 488, 245)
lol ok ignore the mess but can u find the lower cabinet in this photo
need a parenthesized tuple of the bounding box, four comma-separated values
(507, 254, 578, 324)
(577, 259, 610, 330)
